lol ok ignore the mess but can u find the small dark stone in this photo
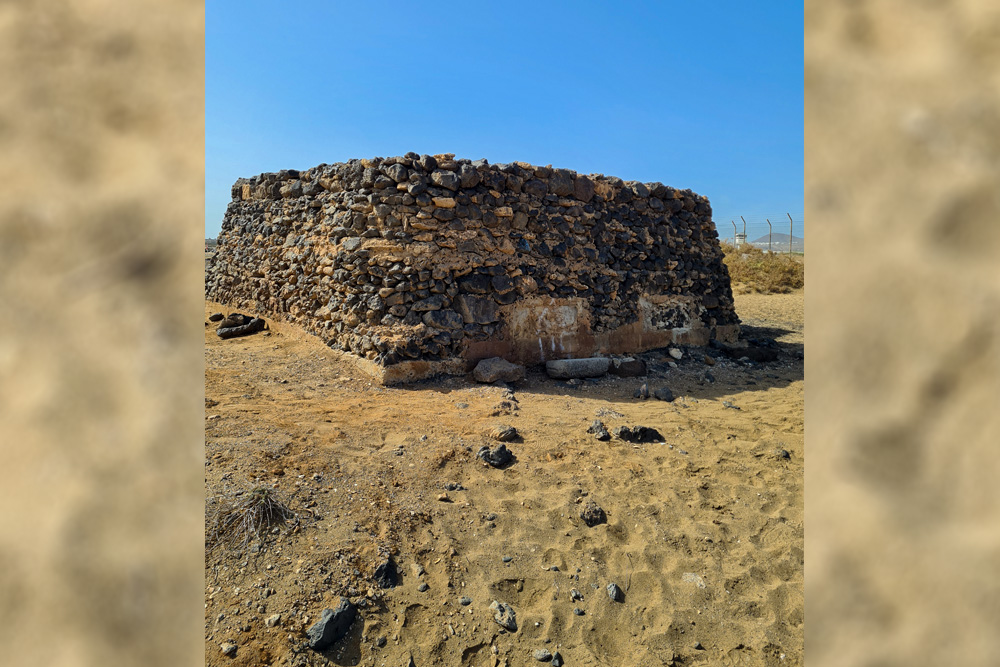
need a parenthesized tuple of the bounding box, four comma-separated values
(607, 582, 623, 602)
(459, 596, 472, 606)
(477, 444, 514, 468)
(490, 600, 517, 631)
(502, 556, 513, 563)
(587, 420, 611, 441)
(533, 648, 553, 662)
(306, 598, 357, 651)
(373, 558, 398, 589)
(208, 312, 224, 322)
(418, 582, 429, 592)
(775, 448, 791, 460)
(612, 425, 664, 443)
(653, 387, 675, 402)
(694, 641, 705, 650)
(551, 651, 564, 667)
(573, 607, 585, 616)
(704, 371, 716, 383)
(634, 382, 649, 400)
(580, 500, 607, 527)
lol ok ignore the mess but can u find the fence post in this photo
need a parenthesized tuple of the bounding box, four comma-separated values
(766, 218, 772, 253)
(787, 212, 793, 254)
(731, 220, 737, 246)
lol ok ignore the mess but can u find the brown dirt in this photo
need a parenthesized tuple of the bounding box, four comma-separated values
(205, 291, 803, 667)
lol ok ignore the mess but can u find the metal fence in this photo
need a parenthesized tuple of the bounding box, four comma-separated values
(713, 213, 804, 254)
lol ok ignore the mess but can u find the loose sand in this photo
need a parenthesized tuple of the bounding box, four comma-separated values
(205, 291, 803, 666)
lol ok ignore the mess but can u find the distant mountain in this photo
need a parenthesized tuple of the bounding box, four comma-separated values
(750, 233, 803, 245)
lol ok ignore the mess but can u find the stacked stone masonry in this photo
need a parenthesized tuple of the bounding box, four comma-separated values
(206, 153, 739, 383)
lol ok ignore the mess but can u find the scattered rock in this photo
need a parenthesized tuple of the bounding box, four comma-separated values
(265, 613, 281, 627)
(208, 312, 224, 322)
(775, 448, 791, 460)
(580, 500, 607, 527)
(533, 648, 553, 661)
(703, 354, 716, 366)
(586, 420, 610, 441)
(477, 444, 514, 468)
(570, 588, 584, 601)
(653, 387, 675, 402)
(220, 641, 237, 656)
(217, 317, 267, 339)
(668, 348, 683, 360)
(443, 482, 464, 491)
(607, 582, 624, 602)
(694, 641, 705, 650)
(473, 357, 525, 383)
(411, 563, 424, 576)
(609, 357, 647, 377)
(551, 651, 563, 666)
(418, 583, 429, 592)
(612, 425, 664, 443)
(490, 600, 518, 631)
(704, 371, 716, 383)
(217, 313, 252, 329)
(306, 598, 357, 651)
(459, 596, 472, 606)
(573, 607, 585, 616)
(373, 558, 398, 588)
(437, 493, 452, 502)
(545, 357, 610, 379)
(489, 424, 518, 442)
(502, 556, 513, 563)
(722, 401, 741, 410)
(634, 382, 649, 400)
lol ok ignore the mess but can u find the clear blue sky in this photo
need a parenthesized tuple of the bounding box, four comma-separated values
(206, 1, 803, 239)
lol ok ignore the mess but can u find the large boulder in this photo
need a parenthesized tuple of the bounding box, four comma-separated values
(545, 357, 610, 379)
(472, 357, 525, 383)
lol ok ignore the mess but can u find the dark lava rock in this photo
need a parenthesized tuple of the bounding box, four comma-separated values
(478, 444, 514, 468)
(704, 371, 716, 383)
(610, 357, 647, 377)
(606, 582, 624, 602)
(612, 425, 663, 443)
(573, 607, 585, 616)
(551, 651, 564, 667)
(217, 317, 267, 339)
(417, 583, 429, 592)
(653, 387, 675, 402)
(460, 596, 472, 606)
(489, 600, 518, 631)
(775, 448, 791, 460)
(580, 500, 607, 527)
(208, 312, 224, 322)
(373, 558, 398, 589)
(307, 597, 357, 651)
(587, 420, 611, 441)
(633, 382, 649, 400)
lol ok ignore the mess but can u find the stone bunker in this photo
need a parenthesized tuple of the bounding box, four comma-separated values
(206, 153, 740, 383)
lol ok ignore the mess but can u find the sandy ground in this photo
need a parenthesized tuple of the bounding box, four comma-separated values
(204, 291, 803, 666)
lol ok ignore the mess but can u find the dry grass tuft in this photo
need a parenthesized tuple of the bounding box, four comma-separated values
(720, 242, 804, 294)
(206, 486, 297, 554)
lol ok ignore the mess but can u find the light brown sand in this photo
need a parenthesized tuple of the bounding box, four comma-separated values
(205, 291, 803, 666)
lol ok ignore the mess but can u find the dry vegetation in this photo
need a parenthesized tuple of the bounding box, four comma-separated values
(720, 243, 804, 294)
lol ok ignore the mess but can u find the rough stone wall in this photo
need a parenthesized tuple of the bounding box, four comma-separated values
(206, 153, 738, 382)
